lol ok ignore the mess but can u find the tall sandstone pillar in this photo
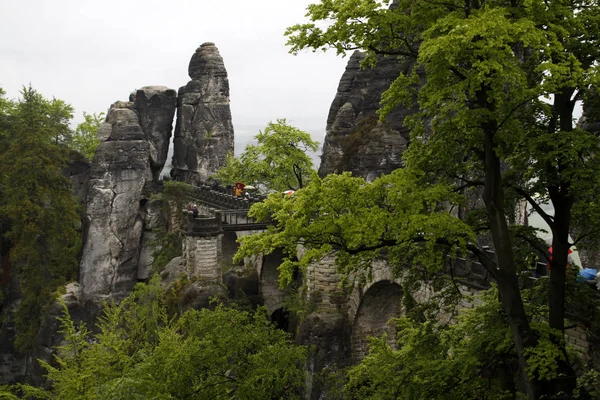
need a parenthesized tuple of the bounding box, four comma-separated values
(319, 52, 419, 181)
(171, 43, 235, 184)
(80, 87, 176, 303)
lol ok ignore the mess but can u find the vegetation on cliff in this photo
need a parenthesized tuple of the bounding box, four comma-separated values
(149, 180, 198, 273)
(12, 279, 308, 400)
(70, 111, 104, 161)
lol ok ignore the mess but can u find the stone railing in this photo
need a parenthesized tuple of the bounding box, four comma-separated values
(219, 209, 272, 231)
(181, 210, 223, 236)
(190, 183, 267, 210)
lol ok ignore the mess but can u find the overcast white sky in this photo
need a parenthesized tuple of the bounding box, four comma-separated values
(0, 0, 349, 147)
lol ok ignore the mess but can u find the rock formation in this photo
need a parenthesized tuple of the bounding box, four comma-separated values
(171, 43, 235, 184)
(130, 87, 177, 180)
(65, 150, 91, 202)
(80, 87, 175, 303)
(319, 51, 420, 181)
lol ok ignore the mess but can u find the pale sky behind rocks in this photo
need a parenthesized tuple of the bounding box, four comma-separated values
(0, 0, 350, 157)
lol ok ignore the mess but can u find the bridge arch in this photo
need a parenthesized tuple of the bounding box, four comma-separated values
(260, 249, 287, 315)
(221, 231, 242, 268)
(350, 279, 403, 363)
(347, 261, 403, 363)
(270, 307, 292, 333)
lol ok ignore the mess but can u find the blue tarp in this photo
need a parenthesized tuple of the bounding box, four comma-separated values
(579, 268, 598, 281)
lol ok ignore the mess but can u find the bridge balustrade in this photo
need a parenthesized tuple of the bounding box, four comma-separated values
(219, 209, 272, 231)
(190, 185, 263, 210)
(182, 210, 223, 236)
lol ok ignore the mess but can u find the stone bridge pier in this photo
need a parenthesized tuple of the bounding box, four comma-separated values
(181, 211, 223, 283)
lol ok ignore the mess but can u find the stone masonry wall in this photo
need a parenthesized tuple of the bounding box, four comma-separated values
(305, 255, 343, 312)
(183, 235, 222, 283)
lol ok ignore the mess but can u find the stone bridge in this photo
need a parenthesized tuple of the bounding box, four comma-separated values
(178, 185, 596, 368)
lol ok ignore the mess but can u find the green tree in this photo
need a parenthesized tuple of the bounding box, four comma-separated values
(342, 281, 600, 400)
(215, 119, 319, 192)
(16, 279, 308, 399)
(234, 1, 600, 396)
(236, 171, 599, 398)
(0, 88, 15, 150)
(0, 86, 81, 351)
(70, 112, 104, 161)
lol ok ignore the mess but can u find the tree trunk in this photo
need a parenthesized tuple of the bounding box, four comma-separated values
(544, 90, 577, 396)
(482, 117, 542, 399)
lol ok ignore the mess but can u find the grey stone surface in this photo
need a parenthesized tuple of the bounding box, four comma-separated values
(130, 86, 177, 180)
(65, 150, 91, 203)
(0, 301, 27, 384)
(171, 43, 234, 184)
(319, 51, 420, 180)
(183, 234, 223, 283)
(159, 255, 226, 311)
(79, 85, 176, 302)
(79, 100, 152, 303)
(137, 231, 156, 281)
(105, 102, 145, 141)
(576, 107, 600, 270)
(160, 256, 186, 287)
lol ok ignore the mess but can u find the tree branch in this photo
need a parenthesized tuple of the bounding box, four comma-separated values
(512, 186, 555, 232)
(345, 235, 500, 281)
(493, 95, 539, 135)
(465, 243, 499, 280)
(449, 66, 467, 80)
(367, 44, 416, 58)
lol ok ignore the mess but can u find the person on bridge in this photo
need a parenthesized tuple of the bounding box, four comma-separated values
(234, 182, 245, 197)
(192, 204, 199, 217)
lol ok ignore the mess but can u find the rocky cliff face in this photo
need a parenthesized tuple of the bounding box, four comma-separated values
(131, 87, 177, 180)
(319, 51, 419, 181)
(171, 43, 235, 184)
(80, 87, 175, 304)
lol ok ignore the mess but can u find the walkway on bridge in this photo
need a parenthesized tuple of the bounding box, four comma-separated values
(180, 182, 273, 233)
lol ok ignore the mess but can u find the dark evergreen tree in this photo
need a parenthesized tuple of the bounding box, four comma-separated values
(0, 86, 81, 351)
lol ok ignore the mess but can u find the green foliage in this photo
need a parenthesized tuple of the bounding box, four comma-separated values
(159, 180, 197, 228)
(69, 112, 104, 161)
(214, 119, 319, 191)
(15, 279, 308, 399)
(342, 285, 577, 399)
(0, 86, 81, 351)
(236, 169, 473, 287)
(0, 385, 19, 400)
(162, 179, 196, 200)
(283, 0, 600, 396)
(575, 369, 600, 399)
(150, 229, 182, 274)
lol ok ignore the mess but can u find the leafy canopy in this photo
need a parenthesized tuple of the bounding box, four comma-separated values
(215, 119, 319, 192)
(236, 169, 474, 286)
(268, 0, 600, 396)
(69, 111, 104, 161)
(16, 279, 308, 400)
